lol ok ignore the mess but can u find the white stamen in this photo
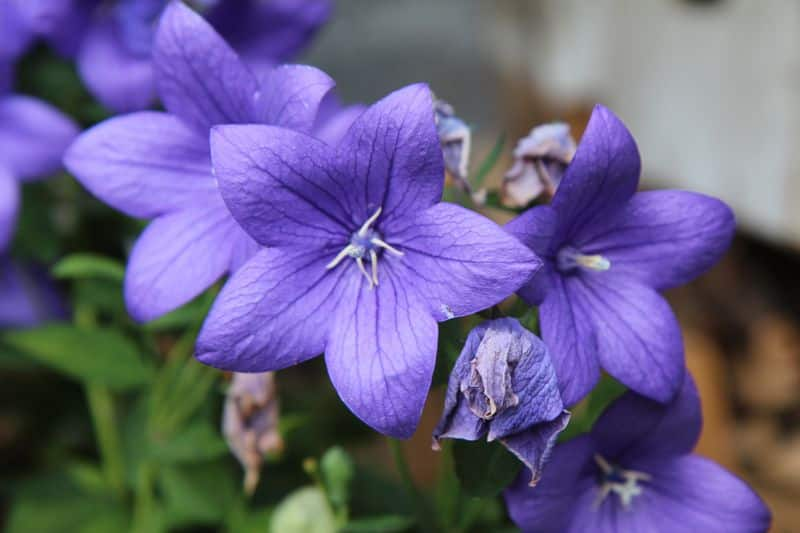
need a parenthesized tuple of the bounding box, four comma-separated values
(355, 257, 371, 286)
(326, 245, 355, 270)
(593, 454, 651, 509)
(576, 254, 611, 271)
(371, 237, 405, 257)
(370, 249, 379, 287)
(357, 206, 383, 237)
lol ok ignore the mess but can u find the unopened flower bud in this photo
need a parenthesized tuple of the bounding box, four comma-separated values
(503, 123, 576, 207)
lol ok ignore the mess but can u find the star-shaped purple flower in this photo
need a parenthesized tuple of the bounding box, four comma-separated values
(505, 105, 735, 406)
(65, 2, 336, 322)
(504, 373, 771, 532)
(195, 84, 541, 437)
(433, 318, 570, 485)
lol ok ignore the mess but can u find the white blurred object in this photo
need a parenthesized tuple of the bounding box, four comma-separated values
(494, 0, 800, 246)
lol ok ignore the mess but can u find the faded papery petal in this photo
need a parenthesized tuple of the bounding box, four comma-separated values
(223, 371, 283, 495)
(578, 190, 736, 291)
(258, 64, 334, 133)
(503, 122, 575, 207)
(211, 124, 351, 248)
(65, 111, 214, 219)
(326, 268, 438, 439)
(337, 83, 444, 226)
(124, 197, 247, 322)
(0, 168, 19, 252)
(77, 17, 155, 113)
(197, 246, 354, 372)
(154, 2, 258, 131)
(551, 105, 640, 244)
(390, 203, 541, 321)
(0, 95, 78, 181)
(434, 99, 472, 194)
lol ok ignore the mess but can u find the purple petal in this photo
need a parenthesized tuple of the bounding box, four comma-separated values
(635, 455, 771, 533)
(0, 258, 66, 327)
(124, 198, 247, 322)
(196, 245, 353, 372)
(0, 95, 77, 180)
(552, 105, 640, 244)
(211, 124, 351, 247)
(592, 373, 701, 465)
(539, 275, 601, 406)
(313, 92, 365, 145)
(209, 0, 331, 63)
(501, 411, 571, 486)
(153, 1, 257, 131)
(65, 111, 214, 219)
(14, 0, 73, 35)
(326, 267, 438, 438)
(579, 190, 736, 291)
(0, 2, 32, 60)
(0, 168, 19, 251)
(505, 205, 559, 305)
(390, 202, 541, 321)
(504, 435, 595, 533)
(258, 64, 334, 133)
(43, 1, 91, 58)
(336, 83, 444, 225)
(77, 18, 155, 112)
(570, 274, 685, 403)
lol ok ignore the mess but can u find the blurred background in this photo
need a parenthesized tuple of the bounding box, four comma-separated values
(2, 0, 798, 531)
(305, 0, 800, 530)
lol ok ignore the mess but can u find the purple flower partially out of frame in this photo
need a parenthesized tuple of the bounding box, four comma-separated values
(504, 374, 771, 533)
(76, 0, 331, 112)
(0, 0, 87, 62)
(433, 318, 570, 485)
(506, 105, 735, 406)
(0, 258, 66, 328)
(65, 2, 336, 322)
(196, 83, 541, 437)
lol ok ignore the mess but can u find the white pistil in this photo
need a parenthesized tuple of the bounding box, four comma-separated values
(576, 254, 611, 271)
(326, 207, 404, 289)
(593, 454, 651, 509)
(556, 246, 611, 273)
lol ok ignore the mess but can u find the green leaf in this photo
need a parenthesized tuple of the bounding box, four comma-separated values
(144, 288, 217, 331)
(52, 253, 125, 283)
(341, 515, 415, 533)
(150, 420, 228, 464)
(2, 325, 152, 389)
(471, 133, 506, 189)
(320, 446, 354, 512)
(452, 440, 521, 497)
(159, 462, 237, 527)
(270, 486, 336, 533)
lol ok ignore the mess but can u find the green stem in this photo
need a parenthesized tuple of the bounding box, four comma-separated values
(86, 383, 125, 499)
(131, 461, 159, 533)
(388, 438, 436, 533)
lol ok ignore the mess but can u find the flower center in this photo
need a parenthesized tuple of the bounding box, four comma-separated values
(326, 207, 404, 289)
(593, 454, 651, 509)
(556, 246, 611, 273)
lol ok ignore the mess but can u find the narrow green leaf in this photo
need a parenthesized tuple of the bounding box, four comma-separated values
(52, 253, 125, 283)
(341, 515, 415, 533)
(2, 325, 152, 389)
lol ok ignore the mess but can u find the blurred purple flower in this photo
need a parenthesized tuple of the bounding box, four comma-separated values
(433, 318, 570, 485)
(65, 3, 334, 322)
(503, 122, 575, 207)
(504, 374, 771, 533)
(0, 0, 87, 62)
(0, 258, 66, 328)
(74, 0, 331, 112)
(195, 83, 540, 437)
(223, 371, 283, 495)
(505, 105, 735, 406)
(312, 91, 364, 146)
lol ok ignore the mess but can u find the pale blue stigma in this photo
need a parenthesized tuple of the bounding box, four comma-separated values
(556, 246, 611, 273)
(593, 454, 650, 509)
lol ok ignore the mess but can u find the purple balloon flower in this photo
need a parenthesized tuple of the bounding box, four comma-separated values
(195, 83, 541, 437)
(504, 374, 771, 532)
(505, 105, 735, 406)
(74, 0, 331, 112)
(433, 318, 570, 485)
(65, 2, 335, 322)
(0, 0, 87, 62)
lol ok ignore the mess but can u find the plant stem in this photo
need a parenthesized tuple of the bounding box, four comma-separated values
(388, 438, 437, 533)
(86, 383, 126, 499)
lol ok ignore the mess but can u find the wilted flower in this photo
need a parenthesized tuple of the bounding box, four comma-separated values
(506, 105, 735, 406)
(434, 99, 473, 194)
(195, 84, 540, 438)
(504, 374, 771, 533)
(433, 318, 570, 485)
(66, 3, 335, 322)
(223, 372, 283, 495)
(502, 122, 575, 207)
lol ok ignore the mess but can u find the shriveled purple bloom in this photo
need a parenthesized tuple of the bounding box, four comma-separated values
(434, 99, 472, 194)
(506, 105, 735, 406)
(65, 2, 334, 322)
(433, 318, 570, 485)
(504, 374, 771, 533)
(73, 0, 331, 112)
(503, 122, 575, 207)
(223, 371, 283, 495)
(0, 257, 66, 327)
(196, 83, 541, 437)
